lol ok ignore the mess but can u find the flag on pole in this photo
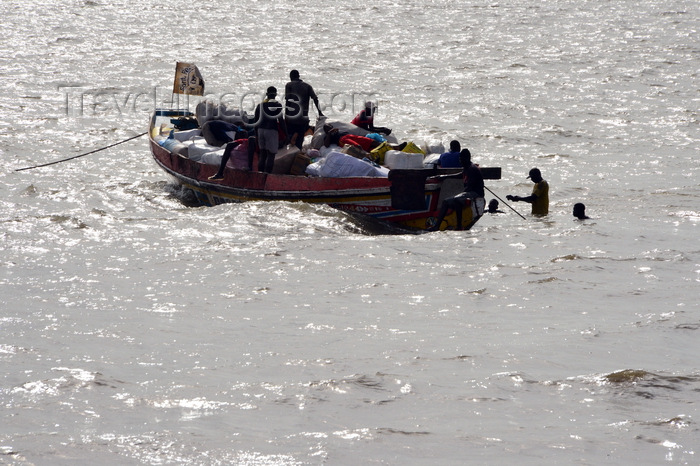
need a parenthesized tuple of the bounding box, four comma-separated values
(172, 62, 205, 96)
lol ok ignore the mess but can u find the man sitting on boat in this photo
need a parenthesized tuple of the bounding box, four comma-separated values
(437, 140, 462, 168)
(429, 149, 485, 231)
(351, 101, 392, 135)
(208, 131, 253, 180)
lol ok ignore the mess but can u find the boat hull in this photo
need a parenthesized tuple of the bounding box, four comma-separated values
(148, 114, 487, 232)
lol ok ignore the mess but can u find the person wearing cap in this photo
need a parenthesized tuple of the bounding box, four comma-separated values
(351, 101, 392, 135)
(252, 86, 287, 173)
(506, 168, 549, 215)
(284, 70, 324, 149)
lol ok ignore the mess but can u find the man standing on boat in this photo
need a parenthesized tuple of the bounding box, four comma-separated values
(253, 86, 287, 173)
(506, 168, 549, 216)
(284, 70, 323, 150)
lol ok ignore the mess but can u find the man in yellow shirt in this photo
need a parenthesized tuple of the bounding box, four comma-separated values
(507, 168, 549, 215)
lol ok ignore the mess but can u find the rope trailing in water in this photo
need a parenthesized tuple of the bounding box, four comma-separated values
(485, 185, 526, 220)
(15, 131, 148, 172)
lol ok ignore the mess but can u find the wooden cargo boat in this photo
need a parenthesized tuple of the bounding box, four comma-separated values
(148, 109, 500, 232)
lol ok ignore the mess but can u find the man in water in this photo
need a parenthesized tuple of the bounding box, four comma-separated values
(429, 149, 484, 231)
(253, 86, 287, 173)
(284, 70, 323, 149)
(573, 202, 590, 219)
(506, 168, 549, 216)
(486, 199, 504, 214)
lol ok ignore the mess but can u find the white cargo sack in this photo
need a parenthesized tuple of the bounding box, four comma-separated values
(384, 150, 424, 169)
(172, 128, 201, 142)
(187, 137, 223, 160)
(306, 151, 388, 178)
(200, 149, 225, 166)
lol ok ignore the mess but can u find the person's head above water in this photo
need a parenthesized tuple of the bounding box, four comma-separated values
(573, 202, 589, 219)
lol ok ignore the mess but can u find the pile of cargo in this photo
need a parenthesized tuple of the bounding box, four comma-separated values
(154, 101, 448, 178)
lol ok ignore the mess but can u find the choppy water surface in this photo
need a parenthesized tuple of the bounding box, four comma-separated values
(1, 0, 699, 464)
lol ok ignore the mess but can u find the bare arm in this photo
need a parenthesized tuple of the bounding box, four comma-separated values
(507, 194, 537, 204)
